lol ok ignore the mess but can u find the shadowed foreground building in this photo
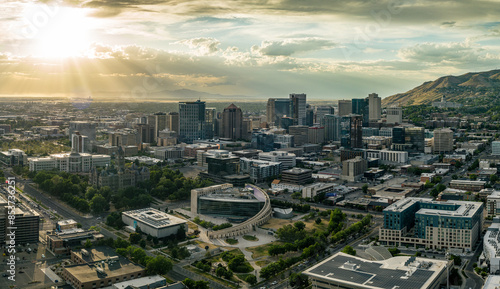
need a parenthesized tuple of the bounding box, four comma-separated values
(304, 252, 448, 289)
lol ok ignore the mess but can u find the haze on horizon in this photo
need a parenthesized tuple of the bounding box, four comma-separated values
(2, 0, 500, 101)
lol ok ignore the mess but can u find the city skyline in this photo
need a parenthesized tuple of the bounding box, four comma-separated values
(2, 0, 500, 101)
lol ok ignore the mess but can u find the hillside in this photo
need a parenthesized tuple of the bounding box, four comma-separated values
(382, 69, 500, 106)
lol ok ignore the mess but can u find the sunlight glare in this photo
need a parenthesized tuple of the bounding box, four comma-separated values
(35, 7, 92, 58)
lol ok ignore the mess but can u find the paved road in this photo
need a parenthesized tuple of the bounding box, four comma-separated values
(465, 243, 485, 289)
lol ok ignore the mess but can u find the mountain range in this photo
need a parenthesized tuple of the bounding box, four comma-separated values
(382, 69, 500, 106)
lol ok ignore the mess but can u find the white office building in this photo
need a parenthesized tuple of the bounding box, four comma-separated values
(29, 153, 110, 172)
(386, 107, 403, 124)
(122, 208, 187, 238)
(258, 151, 296, 169)
(240, 158, 282, 183)
(380, 150, 409, 165)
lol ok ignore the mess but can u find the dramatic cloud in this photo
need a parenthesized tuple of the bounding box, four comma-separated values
(251, 38, 337, 56)
(176, 37, 221, 55)
(1, 0, 500, 100)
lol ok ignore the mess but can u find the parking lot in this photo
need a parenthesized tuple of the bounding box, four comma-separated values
(0, 242, 59, 288)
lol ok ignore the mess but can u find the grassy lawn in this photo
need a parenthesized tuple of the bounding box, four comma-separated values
(184, 265, 238, 289)
(195, 240, 219, 251)
(246, 242, 283, 259)
(115, 232, 128, 239)
(187, 222, 199, 231)
(236, 273, 254, 282)
(226, 238, 238, 245)
(256, 260, 271, 267)
(243, 235, 259, 242)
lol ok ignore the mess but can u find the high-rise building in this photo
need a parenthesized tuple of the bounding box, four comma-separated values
(404, 126, 425, 153)
(352, 98, 369, 126)
(433, 128, 454, 153)
(222, 104, 243, 140)
(306, 105, 314, 126)
(290, 93, 307, 125)
(179, 100, 206, 143)
(289, 125, 309, 146)
(267, 98, 291, 127)
(153, 112, 167, 141)
(387, 106, 403, 124)
(308, 127, 325, 144)
(205, 108, 216, 139)
(71, 131, 89, 153)
(266, 99, 276, 125)
(337, 100, 352, 116)
(68, 121, 96, 141)
(166, 112, 179, 136)
(340, 114, 362, 149)
(322, 114, 341, 142)
(315, 106, 335, 123)
(368, 93, 381, 121)
(135, 123, 155, 144)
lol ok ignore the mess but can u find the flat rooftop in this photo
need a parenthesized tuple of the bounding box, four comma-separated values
(122, 208, 187, 229)
(64, 258, 144, 283)
(304, 252, 446, 289)
(200, 187, 264, 203)
(113, 275, 165, 289)
(385, 197, 482, 217)
(72, 246, 119, 263)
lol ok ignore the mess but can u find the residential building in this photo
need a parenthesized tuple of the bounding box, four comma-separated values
(487, 191, 500, 217)
(380, 198, 483, 251)
(122, 208, 187, 238)
(483, 218, 500, 273)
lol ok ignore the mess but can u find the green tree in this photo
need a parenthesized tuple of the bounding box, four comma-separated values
(315, 217, 322, 224)
(129, 232, 141, 244)
(139, 239, 146, 248)
(90, 194, 108, 214)
(341, 245, 356, 256)
(362, 184, 369, 195)
(146, 255, 173, 275)
(246, 274, 257, 285)
(84, 239, 92, 248)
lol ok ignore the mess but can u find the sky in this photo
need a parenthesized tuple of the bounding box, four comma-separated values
(1, 0, 500, 101)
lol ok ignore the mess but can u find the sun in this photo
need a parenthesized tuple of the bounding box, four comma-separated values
(34, 7, 92, 58)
